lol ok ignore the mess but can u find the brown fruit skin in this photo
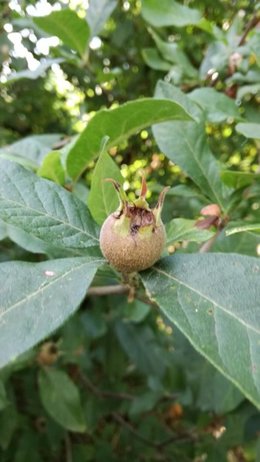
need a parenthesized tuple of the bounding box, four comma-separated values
(100, 214, 166, 273)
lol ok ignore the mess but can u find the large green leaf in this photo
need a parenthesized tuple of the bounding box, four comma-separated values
(33, 8, 90, 57)
(153, 81, 231, 211)
(226, 224, 260, 236)
(195, 362, 244, 414)
(0, 134, 62, 165)
(141, 253, 260, 408)
(236, 123, 260, 139)
(88, 150, 123, 225)
(0, 159, 99, 251)
(221, 170, 260, 189)
(38, 368, 86, 432)
(213, 230, 260, 257)
(166, 218, 214, 245)
(66, 98, 193, 180)
(189, 88, 241, 123)
(87, 0, 117, 37)
(0, 256, 103, 369)
(115, 321, 167, 378)
(141, 0, 213, 32)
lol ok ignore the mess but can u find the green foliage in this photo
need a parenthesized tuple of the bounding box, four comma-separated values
(66, 98, 193, 180)
(141, 253, 260, 407)
(88, 148, 123, 225)
(0, 257, 103, 368)
(33, 9, 90, 58)
(153, 81, 232, 211)
(38, 368, 86, 432)
(0, 0, 259, 461)
(0, 159, 99, 252)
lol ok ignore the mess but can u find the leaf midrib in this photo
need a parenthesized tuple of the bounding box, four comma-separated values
(174, 125, 226, 210)
(0, 196, 99, 244)
(0, 258, 103, 320)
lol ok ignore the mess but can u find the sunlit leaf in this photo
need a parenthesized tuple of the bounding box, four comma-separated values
(153, 81, 231, 211)
(37, 151, 65, 185)
(34, 8, 90, 57)
(66, 98, 193, 180)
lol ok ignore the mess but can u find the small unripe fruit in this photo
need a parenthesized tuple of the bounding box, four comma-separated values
(37, 341, 59, 366)
(99, 178, 168, 273)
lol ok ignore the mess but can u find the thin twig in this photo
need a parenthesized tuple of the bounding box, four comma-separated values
(238, 13, 260, 46)
(112, 412, 160, 449)
(87, 283, 156, 307)
(87, 285, 129, 296)
(64, 433, 73, 462)
(79, 373, 196, 448)
(157, 430, 198, 448)
(112, 412, 197, 449)
(79, 371, 134, 401)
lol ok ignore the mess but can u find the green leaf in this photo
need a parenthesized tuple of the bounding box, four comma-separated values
(115, 321, 167, 378)
(0, 159, 99, 251)
(153, 81, 231, 211)
(141, 253, 260, 408)
(122, 300, 150, 323)
(221, 170, 260, 188)
(213, 230, 260, 257)
(142, 48, 172, 71)
(0, 221, 77, 256)
(88, 150, 123, 225)
(196, 363, 244, 414)
(0, 404, 18, 450)
(33, 8, 90, 57)
(0, 220, 7, 240)
(38, 368, 86, 432)
(87, 0, 117, 37)
(142, 0, 213, 32)
(166, 218, 214, 245)
(189, 88, 241, 123)
(142, 0, 200, 26)
(66, 98, 193, 180)
(37, 151, 65, 185)
(0, 256, 103, 368)
(169, 184, 208, 202)
(149, 29, 198, 78)
(0, 134, 62, 165)
(129, 391, 161, 416)
(0, 381, 8, 411)
(226, 224, 260, 236)
(236, 123, 260, 139)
